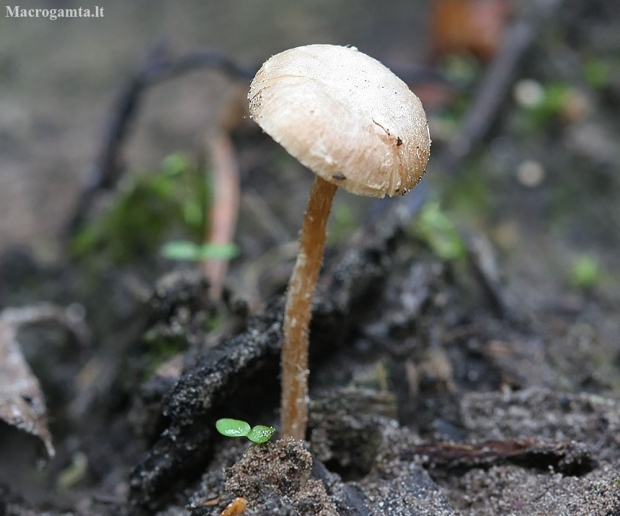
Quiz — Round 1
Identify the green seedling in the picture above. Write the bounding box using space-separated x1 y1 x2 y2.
160 240 238 261
215 418 275 444
247 425 277 444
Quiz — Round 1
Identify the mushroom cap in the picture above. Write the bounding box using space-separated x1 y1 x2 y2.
248 44 431 198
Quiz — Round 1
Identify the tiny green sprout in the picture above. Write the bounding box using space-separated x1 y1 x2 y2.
247 425 276 444
215 418 275 444
216 418 251 438
161 240 238 261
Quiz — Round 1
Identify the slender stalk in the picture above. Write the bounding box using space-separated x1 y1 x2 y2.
281 175 338 439
203 131 240 299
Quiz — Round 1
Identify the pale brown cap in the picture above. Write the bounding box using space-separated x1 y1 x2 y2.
248 44 431 198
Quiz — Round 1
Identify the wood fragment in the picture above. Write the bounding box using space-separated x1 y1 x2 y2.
202 496 222 506
405 438 594 474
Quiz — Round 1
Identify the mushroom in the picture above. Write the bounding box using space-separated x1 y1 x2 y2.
248 44 431 439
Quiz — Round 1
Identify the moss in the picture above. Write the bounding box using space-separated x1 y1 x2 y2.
71 152 209 266
412 200 467 263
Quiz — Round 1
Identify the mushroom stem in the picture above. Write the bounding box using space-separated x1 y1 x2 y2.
281 175 338 439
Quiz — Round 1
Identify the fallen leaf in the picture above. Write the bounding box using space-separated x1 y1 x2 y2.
0 305 90 459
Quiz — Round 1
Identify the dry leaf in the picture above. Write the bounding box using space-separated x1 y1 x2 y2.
0 305 90 459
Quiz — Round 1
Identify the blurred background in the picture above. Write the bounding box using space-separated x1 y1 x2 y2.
0 0 618 300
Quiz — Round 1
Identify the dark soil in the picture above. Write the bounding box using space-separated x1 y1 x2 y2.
1 1 620 515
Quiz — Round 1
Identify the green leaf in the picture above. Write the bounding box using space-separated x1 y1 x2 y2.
247 425 275 444
161 152 191 177
160 240 201 260
215 418 251 438
195 243 238 260
160 241 238 261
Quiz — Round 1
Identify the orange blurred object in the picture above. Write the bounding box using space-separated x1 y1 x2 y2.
219 497 247 516
431 0 513 62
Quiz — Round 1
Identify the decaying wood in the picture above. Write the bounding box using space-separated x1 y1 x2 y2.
405 438 595 475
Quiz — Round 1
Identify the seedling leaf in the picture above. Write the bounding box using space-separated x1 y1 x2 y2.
247 425 275 444
161 241 238 261
216 418 251 438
